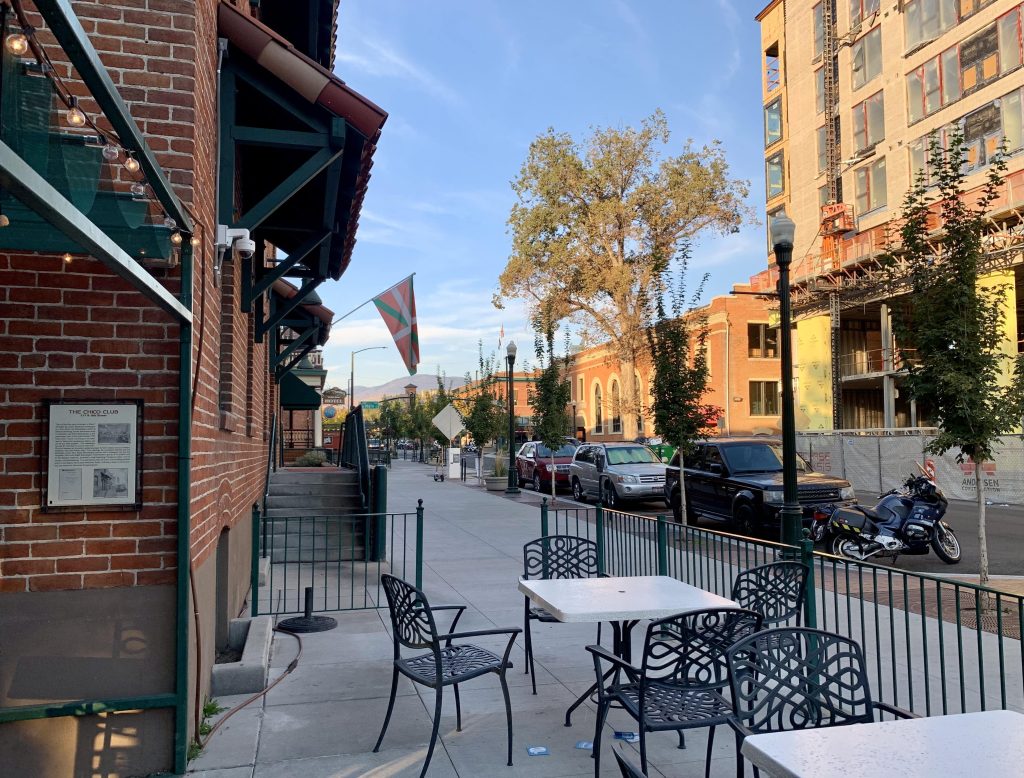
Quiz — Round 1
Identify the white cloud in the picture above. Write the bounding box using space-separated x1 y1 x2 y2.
335 40 463 107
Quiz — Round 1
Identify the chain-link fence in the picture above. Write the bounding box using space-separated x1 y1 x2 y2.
796 429 1024 505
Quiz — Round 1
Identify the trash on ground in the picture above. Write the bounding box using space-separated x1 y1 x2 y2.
614 731 640 742
575 740 593 749
527 746 550 756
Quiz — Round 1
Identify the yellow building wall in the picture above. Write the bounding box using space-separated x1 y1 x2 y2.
795 314 834 430
979 270 1019 387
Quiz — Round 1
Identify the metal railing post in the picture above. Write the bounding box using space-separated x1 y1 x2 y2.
799 536 817 628
370 465 387 562
251 504 260 617
415 499 424 590
595 503 605 575
656 514 668 576
540 497 549 537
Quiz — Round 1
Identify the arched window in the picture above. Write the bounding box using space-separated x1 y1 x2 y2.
610 380 622 434
594 384 603 433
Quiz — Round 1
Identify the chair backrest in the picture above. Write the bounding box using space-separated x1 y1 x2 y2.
731 561 808 627
613 746 648 778
380 574 439 651
640 608 763 691
523 535 599 580
727 627 875 735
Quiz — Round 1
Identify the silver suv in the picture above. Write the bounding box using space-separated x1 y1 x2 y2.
569 442 666 509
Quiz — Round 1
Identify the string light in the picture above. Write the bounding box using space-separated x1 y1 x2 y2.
62 253 73 264
65 97 86 127
130 182 146 199
190 234 202 248
163 216 176 229
124 155 140 173
4 27 30 56
0 214 10 228
102 143 119 161
170 231 183 246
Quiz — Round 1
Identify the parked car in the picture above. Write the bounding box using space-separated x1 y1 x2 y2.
569 442 666 508
516 439 579 491
663 437 857 536
634 435 676 463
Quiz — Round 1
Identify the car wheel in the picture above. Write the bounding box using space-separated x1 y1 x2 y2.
571 478 586 503
532 472 542 492
603 481 619 510
733 503 757 537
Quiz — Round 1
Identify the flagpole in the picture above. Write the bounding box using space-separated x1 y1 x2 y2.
331 273 415 326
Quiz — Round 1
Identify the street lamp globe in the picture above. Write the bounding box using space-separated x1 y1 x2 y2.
770 213 796 252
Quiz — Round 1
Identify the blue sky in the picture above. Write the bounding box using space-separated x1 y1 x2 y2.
322 0 767 389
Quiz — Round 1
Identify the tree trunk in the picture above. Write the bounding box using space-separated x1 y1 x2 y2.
678 470 689 529
550 453 557 505
977 465 991 610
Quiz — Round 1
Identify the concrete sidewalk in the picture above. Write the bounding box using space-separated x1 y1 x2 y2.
187 459 741 777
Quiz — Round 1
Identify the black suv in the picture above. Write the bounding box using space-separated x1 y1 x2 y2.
664 438 856 537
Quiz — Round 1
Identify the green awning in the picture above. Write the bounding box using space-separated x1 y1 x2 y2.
280 372 321 410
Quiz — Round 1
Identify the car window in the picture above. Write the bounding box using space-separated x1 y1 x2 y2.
682 447 703 469
605 445 660 466
536 443 578 457
668 451 680 468
704 446 724 471
720 443 810 473
574 447 591 464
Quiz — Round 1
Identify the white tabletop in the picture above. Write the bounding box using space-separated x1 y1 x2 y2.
741 709 1024 778
517 575 736 623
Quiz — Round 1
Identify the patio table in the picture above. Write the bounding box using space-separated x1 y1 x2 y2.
740 709 1024 778
517 575 736 726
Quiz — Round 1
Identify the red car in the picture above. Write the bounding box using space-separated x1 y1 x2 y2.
515 440 579 491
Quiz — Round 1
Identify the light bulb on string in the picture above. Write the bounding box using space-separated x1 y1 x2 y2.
190 234 202 248
163 216 176 229
0 213 9 228
63 253 73 264
130 182 146 199
170 231 183 246
102 143 119 161
65 97 86 128
5 28 30 56
124 155 140 173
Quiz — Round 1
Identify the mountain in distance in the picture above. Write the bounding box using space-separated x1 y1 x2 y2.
326 374 466 404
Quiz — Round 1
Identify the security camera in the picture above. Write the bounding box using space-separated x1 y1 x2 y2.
234 237 256 259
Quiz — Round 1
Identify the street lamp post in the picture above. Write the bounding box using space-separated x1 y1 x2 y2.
505 341 520 494
571 402 577 439
350 346 387 410
771 214 802 547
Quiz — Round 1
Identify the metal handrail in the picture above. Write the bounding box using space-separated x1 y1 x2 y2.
263 411 277 510
339 405 371 510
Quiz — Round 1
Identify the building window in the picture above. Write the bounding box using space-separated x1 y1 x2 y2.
610 379 621 434
635 375 644 434
766 151 785 199
765 43 781 91
819 184 831 208
750 381 780 416
816 67 825 113
852 26 882 90
850 0 880 28
594 384 603 434
765 98 782 146
905 0 958 51
964 101 1003 171
814 2 825 58
961 25 999 94
816 126 827 173
999 8 1023 74
1003 87 1024 152
852 91 884 151
907 47 960 123
854 156 886 215
748 323 778 359
578 376 584 405
959 0 997 23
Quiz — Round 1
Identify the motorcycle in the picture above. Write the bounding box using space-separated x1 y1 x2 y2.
812 473 962 564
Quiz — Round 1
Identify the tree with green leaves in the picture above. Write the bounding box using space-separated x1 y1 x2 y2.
646 250 720 524
496 110 752 439
883 130 1024 591
529 310 573 503
378 399 408 454
455 344 506 456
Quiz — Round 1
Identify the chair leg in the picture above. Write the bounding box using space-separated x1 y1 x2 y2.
372 666 400 753
678 730 686 749
454 683 462 732
735 730 745 778
419 685 443 778
639 727 649 775
499 671 514 766
523 604 532 676
593 699 611 775
704 726 716 778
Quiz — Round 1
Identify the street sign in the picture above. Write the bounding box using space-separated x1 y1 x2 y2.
362 401 380 410
432 403 464 442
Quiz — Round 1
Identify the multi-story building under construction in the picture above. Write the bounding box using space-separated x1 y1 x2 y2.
756 0 1024 430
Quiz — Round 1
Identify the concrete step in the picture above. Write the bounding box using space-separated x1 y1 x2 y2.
268 547 366 563
265 494 362 510
268 483 361 498
264 507 364 519
270 470 358 486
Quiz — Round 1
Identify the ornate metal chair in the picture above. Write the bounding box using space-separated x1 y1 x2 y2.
613 746 649 777
522 535 602 694
726 627 916 778
373 574 521 777
730 561 808 628
587 607 763 778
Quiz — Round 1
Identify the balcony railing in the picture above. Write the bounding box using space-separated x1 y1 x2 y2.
839 348 918 379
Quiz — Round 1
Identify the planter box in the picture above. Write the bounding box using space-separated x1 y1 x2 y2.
484 476 507 491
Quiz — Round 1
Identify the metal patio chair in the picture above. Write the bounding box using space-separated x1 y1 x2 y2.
522 534 603 694
587 607 763 778
726 626 916 778
613 746 649 777
730 560 808 628
373 574 521 777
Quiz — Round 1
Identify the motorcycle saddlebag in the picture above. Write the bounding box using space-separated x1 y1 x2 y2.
831 507 872 534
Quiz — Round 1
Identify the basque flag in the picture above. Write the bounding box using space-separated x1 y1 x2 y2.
373 275 420 375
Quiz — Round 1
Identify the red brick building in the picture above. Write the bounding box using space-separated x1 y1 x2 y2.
0 1 384 774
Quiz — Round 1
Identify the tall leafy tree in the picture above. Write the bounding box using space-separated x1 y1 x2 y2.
883 131 1024 591
497 110 752 439
646 250 720 524
529 309 573 503
455 344 506 454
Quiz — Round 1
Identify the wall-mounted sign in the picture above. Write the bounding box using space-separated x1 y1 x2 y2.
44 400 143 510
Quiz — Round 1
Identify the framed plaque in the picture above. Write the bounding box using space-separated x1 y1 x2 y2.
43 400 144 511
